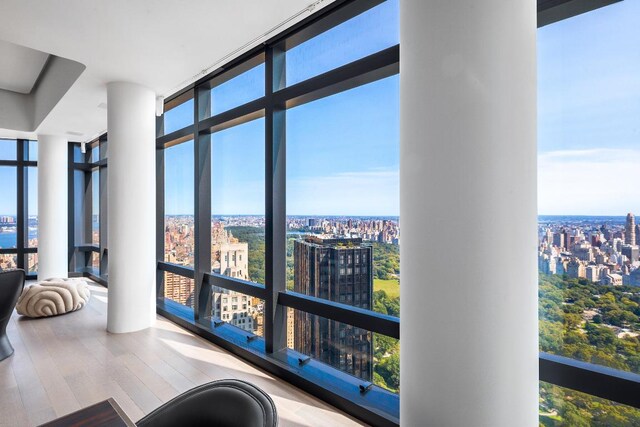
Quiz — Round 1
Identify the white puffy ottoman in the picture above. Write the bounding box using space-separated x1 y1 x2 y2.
16 278 91 318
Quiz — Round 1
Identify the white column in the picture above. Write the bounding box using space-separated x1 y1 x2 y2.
37 135 68 280
400 1 538 426
106 82 156 333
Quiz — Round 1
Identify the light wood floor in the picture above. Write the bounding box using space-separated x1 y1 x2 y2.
0 282 365 427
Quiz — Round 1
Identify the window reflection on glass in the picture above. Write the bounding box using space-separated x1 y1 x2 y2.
285 0 398 87
211 118 265 285
164 140 194 267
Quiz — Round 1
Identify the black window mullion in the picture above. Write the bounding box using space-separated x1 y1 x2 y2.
82 167 92 270
195 87 212 322
265 45 288 354
68 143 76 274
99 164 108 278
156 116 166 298
16 140 26 271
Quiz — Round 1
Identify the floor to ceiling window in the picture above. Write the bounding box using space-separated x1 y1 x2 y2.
538 1 640 424
0 138 38 278
70 136 108 283
156 0 400 424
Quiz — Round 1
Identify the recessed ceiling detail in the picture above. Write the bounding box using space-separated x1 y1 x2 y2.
0 0 331 140
0 39 85 132
0 40 50 94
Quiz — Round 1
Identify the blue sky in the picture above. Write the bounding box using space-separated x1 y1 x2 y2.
538 0 640 215
164 0 400 216
5 0 637 218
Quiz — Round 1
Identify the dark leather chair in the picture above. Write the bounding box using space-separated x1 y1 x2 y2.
137 379 278 427
0 269 25 361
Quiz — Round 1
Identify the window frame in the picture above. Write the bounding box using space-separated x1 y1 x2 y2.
68 135 108 285
59 0 639 426
0 138 37 279
155 1 400 425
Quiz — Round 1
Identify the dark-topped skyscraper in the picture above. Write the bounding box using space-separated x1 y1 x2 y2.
627 213 636 245
293 236 373 381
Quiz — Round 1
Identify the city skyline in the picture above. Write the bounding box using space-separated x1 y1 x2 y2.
4 0 640 217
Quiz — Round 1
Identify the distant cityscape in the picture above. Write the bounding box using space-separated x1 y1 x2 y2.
163 214 400 383
538 213 640 287
0 215 38 272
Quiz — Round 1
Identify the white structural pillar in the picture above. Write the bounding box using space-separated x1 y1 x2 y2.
37 135 68 280
400 1 538 426
106 82 156 333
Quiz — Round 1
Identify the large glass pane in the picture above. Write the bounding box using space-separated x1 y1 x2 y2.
26 140 37 161
539 382 640 426
164 140 194 267
211 118 265 285
26 254 37 274
0 167 17 249
286 76 400 315
73 144 84 163
92 170 99 246
164 98 194 134
91 145 99 163
163 271 195 309
210 63 264 116
27 167 38 248
285 0 398 87
538 1 640 375
287 309 399 392
0 254 17 271
0 139 16 160
91 251 99 273
210 290 264 337
100 140 108 160
73 170 85 245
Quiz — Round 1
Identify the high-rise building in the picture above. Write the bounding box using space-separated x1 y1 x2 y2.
622 244 639 263
211 223 249 280
553 231 565 250
164 273 195 307
626 213 636 245
211 291 255 332
293 236 373 381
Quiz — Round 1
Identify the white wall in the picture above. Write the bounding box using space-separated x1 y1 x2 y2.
37 134 68 280
400 1 538 425
106 82 156 333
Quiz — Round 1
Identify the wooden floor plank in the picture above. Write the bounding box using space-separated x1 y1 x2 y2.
0 282 364 426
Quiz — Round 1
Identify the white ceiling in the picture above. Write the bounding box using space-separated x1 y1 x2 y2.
0 0 332 141
0 40 49 94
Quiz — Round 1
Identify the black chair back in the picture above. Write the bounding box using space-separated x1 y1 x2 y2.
0 269 25 361
137 379 278 427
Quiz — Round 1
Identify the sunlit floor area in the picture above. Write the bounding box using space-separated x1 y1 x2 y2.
0 282 364 427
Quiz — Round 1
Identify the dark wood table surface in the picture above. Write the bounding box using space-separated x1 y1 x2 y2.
38 398 136 427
